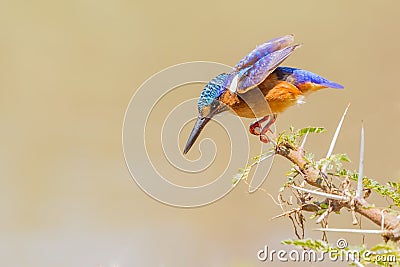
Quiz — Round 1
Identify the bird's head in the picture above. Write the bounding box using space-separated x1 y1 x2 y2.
183 73 231 154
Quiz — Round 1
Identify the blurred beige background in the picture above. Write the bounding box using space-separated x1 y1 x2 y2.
1 0 400 266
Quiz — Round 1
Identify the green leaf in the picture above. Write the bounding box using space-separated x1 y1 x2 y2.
320 203 328 209
297 127 326 137
334 153 351 162
282 238 329 251
348 173 400 207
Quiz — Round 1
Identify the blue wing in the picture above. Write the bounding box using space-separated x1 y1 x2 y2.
234 35 294 71
234 44 301 93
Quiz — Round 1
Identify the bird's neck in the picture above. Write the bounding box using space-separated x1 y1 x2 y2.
219 89 240 107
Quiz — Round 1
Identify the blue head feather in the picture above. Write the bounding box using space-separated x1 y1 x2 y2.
198 73 229 113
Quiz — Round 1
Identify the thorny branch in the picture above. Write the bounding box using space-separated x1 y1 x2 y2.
275 140 400 242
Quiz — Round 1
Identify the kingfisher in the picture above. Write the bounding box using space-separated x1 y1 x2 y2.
183 35 343 154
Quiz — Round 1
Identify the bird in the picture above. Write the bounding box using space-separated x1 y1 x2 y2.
183 35 343 154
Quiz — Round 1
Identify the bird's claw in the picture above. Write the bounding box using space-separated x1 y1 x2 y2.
249 114 277 144
249 122 262 135
260 134 270 143
260 133 278 146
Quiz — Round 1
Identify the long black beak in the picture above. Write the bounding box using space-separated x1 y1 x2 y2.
183 116 211 155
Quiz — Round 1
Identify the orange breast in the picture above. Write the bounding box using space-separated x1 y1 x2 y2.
220 79 304 118
264 81 303 113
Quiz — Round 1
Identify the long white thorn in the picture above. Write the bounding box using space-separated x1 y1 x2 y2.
351 256 365 267
321 103 350 173
314 228 386 235
356 122 364 198
290 185 348 201
299 131 309 150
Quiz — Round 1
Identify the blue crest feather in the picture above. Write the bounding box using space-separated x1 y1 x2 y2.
197 73 229 112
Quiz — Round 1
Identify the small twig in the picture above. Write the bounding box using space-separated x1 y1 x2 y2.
381 209 386 231
296 212 305 239
351 209 358 225
316 206 332 224
320 221 328 241
270 208 301 220
288 214 302 239
351 198 358 225
266 193 282 207
242 178 267 193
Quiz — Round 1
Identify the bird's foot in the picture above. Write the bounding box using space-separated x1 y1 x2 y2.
259 125 276 144
249 121 262 135
249 114 277 136
249 122 274 136
249 114 277 143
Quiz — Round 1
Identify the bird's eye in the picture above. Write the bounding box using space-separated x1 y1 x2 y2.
211 100 219 109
